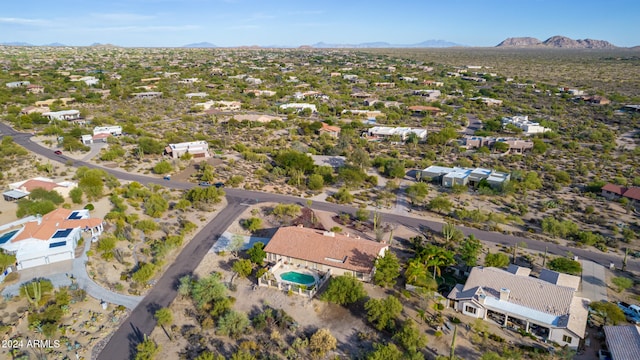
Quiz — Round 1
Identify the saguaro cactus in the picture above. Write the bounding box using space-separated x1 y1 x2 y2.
25 281 42 306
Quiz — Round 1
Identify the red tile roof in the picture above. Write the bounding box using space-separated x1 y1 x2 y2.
623 187 640 201
320 123 341 133
20 179 61 192
12 208 102 242
602 183 627 195
264 226 388 273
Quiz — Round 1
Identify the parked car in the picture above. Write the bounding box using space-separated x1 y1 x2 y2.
617 301 640 323
163 175 171 181
199 181 211 187
54 150 62 155
214 182 225 188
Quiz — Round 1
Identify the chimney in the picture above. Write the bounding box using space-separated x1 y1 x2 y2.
499 288 510 301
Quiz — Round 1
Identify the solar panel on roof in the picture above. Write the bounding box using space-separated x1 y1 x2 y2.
49 241 67 248
52 229 72 238
68 211 83 220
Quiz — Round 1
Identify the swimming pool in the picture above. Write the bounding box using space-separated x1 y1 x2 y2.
0 229 19 245
279 271 316 286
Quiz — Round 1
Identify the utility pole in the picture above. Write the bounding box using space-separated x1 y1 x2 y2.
542 246 548 268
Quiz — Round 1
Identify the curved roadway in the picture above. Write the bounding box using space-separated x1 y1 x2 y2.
1 122 636 360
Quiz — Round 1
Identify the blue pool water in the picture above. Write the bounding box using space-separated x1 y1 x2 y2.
280 271 316 286
0 230 19 244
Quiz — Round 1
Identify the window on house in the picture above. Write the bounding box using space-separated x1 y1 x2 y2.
464 305 477 315
562 335 572 343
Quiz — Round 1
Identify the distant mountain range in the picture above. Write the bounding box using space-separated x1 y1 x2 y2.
0 42 67 47
310 40 464 48
182 42 217 48
496 36 617 49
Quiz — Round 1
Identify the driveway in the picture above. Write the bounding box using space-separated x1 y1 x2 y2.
579 260 608 302
2 235 143 309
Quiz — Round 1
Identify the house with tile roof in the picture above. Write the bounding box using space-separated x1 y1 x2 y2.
318 122 341 138
603 325 640 360
447 266 589 349
8 177 77 199
263 226 388 282
0 208 103 269
600 184 640 209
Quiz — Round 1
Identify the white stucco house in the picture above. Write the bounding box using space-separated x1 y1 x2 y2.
0 208 104 270
279 103 317 113
448 266 589 349
43 110 81 121
164 141 210 159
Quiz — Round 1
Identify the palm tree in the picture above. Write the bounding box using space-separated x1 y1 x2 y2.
405 259 428 285
424 246 455 279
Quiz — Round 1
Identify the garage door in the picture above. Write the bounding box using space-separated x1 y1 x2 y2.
19 257 47 270
47 252 73 264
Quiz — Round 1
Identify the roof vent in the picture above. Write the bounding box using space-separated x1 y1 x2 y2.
322 231 335 237
297 224 304 228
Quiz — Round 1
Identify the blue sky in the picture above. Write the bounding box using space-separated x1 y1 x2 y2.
2 0 638 47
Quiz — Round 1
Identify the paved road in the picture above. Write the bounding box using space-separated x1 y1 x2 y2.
3 121 639 360
96 201 247 360
462 114 482 135
3 120 638 274
579 260 608 302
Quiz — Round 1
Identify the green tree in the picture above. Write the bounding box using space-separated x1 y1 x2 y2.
429 196 452 214
144 193 169 218
320 275 366 305
367 343 403 360
423 246 455 279
404 259 432 288
242 217 262 233
153 160 173 174
77 168 108 200
135 335 160 360
246 242 266 265
332 187 354 204
274 150 315 173
272 203 301 219
548 257 582 276
484 252 510 268
232 259 253 278
493 141 510 153
191 273 227 310
458 235 483 267
154 307 173 333
590 301 626 325
365 296 403 331
132 263 156 284
307 173 325 190
393 319 428 353
611 277 634 293
0 250 16 272
138 137 165 155
373 251 400 288
185 187 225 204
97 235 117 260
309 328 337 358
532 138 547 154
406 182 429 205
28 188 64 204
69 187 83 204
216 310 250 338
